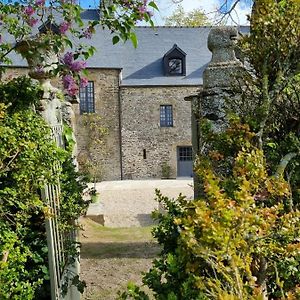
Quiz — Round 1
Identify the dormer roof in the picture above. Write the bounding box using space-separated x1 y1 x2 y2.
38 20 60 35
164 44 187 58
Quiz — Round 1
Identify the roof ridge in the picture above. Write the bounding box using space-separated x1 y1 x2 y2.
135 25 211 28
134 25 249 28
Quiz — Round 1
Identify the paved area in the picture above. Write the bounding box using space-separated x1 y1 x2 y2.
86 179 194 227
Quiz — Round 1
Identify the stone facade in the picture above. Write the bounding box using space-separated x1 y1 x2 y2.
74 68 122 181
120 85 199 179
4 26 250 182
3 67 201 181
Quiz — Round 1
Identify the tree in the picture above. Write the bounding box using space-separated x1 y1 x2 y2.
165 4 210 26
119 0 300 299
0 0 158 92
0 1 158 299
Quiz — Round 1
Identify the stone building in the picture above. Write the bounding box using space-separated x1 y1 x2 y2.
5 10 248 180
74 21 213 181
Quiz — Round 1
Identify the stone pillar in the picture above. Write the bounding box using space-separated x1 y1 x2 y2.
16 39 81 300
188 26 243 198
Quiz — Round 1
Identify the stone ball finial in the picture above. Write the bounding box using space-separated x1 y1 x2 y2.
207 26 239 64
203 26 242 89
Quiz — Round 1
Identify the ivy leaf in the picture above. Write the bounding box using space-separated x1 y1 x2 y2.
130 32 138 48
148 1 159 10
112 35 120 45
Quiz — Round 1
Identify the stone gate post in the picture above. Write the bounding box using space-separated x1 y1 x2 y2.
186 26 243 199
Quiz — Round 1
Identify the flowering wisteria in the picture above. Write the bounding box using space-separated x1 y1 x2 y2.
60 51 88 95
62 52 74 66
83 26 93 39
80 77 89 88
63 74 79 96
35 0 45 6
119 0 153 19
0 0 158 96
24 6 34 16
59 22 71 34
62 51 87 72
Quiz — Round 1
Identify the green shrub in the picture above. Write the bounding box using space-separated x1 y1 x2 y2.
120 120 300 300
0 78 88 299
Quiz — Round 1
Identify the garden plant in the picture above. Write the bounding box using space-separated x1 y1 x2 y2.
0 0 157 299
119 0 300 299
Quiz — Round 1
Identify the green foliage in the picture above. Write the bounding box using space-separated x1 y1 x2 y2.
121 123 300 299
77 113 108 183
0 77 88 299
165 4 210 27
231 0 300 204
118 282 150 300
0 79 61 299
0 76 42 112
121 1 300 299
100 0 158 46
161 162 171 178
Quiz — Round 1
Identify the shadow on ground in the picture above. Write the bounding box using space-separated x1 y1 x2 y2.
81 241 160 259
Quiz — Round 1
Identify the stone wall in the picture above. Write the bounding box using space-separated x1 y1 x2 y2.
3 67 28 79
4 67 122 181
4 68 201 181
74 68 122 181
120 85 199 179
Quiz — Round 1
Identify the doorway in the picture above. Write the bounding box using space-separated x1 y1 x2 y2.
177 146 193 177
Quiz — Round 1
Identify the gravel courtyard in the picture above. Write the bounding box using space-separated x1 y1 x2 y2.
81 179 194 299
86 179 194 227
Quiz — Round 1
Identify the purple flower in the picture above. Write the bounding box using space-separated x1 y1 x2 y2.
83 27 93 39
33 65 45 76
59 22 71 34
68 84 79 96
24 6 35 16
35 0 45 6
62 52 86 73
63 74 79 96
70 60 86 72
139 6 146 14
80 77 88 88
63 74 75 89
28 18 38 27
62 52 74 66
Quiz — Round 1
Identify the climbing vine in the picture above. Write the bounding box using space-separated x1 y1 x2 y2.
0 77 89 299
0 1 158 298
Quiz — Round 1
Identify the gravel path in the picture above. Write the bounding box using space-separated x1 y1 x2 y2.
86 179 194 227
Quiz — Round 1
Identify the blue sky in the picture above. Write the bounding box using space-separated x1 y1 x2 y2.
79 0 252 25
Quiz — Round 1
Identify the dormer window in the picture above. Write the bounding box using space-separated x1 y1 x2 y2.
163 44 186 76
38 20 60 35
168 58 183 74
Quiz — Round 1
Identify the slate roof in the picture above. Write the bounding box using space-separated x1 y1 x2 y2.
7 9 249 86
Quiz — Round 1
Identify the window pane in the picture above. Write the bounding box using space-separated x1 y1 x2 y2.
168 58 182 74
179 147 192 161
79 81 95 114
160 105 173 127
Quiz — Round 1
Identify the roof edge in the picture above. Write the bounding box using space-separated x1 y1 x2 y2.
120 84 202 88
